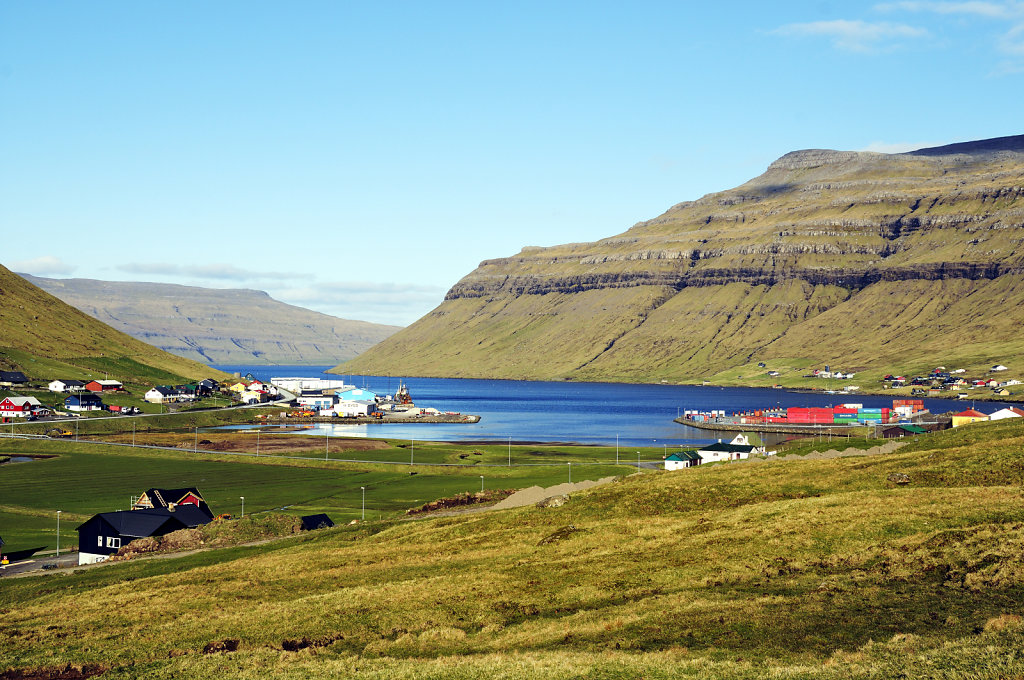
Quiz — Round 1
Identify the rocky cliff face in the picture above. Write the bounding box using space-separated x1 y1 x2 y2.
339 135 1024 383
22 276 401 366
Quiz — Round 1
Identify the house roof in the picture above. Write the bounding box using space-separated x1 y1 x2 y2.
0 371 28 383
899 425 927 434
56 379 86 387
300 514 335 531
699 442 757 453
667 450 702 462
77 506 211 537
140 488 213 517
954 409 988 418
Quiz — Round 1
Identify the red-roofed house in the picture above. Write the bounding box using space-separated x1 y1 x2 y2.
952 409 988 427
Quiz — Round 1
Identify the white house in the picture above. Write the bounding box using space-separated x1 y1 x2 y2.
989 407 1024 421
991 365 1009 372
729 432 775 455
48 379 86 393
697 441 758 463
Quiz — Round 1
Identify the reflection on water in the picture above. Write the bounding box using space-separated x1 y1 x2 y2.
213 366 998 447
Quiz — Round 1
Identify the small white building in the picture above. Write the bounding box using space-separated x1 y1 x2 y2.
664 451 702 470
297 394 334 410
989 407 1024 421
334 400 377 417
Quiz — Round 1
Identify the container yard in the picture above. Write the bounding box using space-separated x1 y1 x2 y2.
677 399 930 435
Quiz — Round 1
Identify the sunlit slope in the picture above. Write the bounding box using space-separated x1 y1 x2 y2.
340 135 1024 383
0 264 222 381
4 420 1024 677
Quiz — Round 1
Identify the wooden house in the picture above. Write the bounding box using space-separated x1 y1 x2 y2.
132 487 213 519
76 506 213 565
85 380 124 392
0 396 42 418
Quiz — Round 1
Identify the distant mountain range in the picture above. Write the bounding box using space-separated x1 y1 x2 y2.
338 134 1024 386
0 264 221 383
21 276 401 366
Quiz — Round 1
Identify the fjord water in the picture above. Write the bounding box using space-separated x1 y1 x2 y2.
215 365 997 448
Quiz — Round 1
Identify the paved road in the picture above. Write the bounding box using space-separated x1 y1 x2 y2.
0 552 79 578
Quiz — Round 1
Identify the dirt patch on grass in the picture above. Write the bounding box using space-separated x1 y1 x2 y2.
0 664 106 680
100 432 390 454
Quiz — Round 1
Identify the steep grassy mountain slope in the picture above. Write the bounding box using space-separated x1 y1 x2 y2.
339 135 1024 384
0 264 221 382
22 275 401 366
3 420 1024 678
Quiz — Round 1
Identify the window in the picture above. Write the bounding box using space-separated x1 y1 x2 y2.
98 536 103 547
106 537 121 549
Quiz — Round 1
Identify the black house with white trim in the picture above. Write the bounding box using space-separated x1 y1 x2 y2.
76 505 212 565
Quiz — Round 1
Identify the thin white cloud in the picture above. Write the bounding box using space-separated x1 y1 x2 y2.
773 19 929 52
117 262 310 282
275 281 447 326
876 1 1024 18
10 255 77 276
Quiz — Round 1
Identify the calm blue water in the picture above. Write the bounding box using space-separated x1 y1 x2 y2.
214 365 1008 447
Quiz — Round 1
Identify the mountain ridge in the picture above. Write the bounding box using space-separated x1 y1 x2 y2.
337 134 1024 385
22 275 401 366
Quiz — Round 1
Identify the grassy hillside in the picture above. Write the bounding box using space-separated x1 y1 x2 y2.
0 264 223 382
340 137 1024 390
3 419 1024 677
22 275 401 366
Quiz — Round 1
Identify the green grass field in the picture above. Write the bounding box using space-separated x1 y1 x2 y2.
0 436 636 553
3 419 1024 678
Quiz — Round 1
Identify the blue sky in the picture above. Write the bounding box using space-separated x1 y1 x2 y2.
3 1 1023 326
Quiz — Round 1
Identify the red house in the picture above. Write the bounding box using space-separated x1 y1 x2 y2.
85 380 124 392
0 396 42 418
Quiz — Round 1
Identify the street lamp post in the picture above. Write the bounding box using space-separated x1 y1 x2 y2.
56 510 61 557
480 475 484 492
616 434 619 465
240 496 245 518
326 432 329 460
361 487 365 520
508 436 511 467
411 439 414 466
568 462 572 483
637 451 641 470
194 427 198 453
256 429 260 457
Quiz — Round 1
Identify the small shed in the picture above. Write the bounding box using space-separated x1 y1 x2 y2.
300 514 335 531
665 451 702 470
